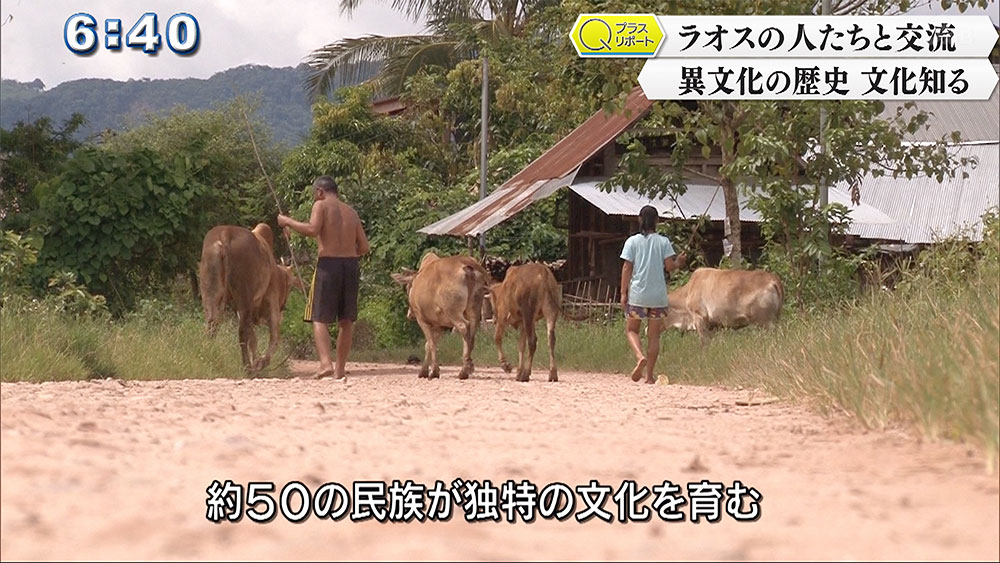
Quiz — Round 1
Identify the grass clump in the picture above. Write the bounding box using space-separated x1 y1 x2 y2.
2 297 256 383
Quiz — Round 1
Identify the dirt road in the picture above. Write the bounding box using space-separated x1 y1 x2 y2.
2 362 998 561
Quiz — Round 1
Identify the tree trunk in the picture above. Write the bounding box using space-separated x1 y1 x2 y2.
720 175 742 267
719 116 743 267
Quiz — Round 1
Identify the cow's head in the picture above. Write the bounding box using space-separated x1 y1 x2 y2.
663 303 698 333
482 282 502 322
390 268 418 320
284 265 305 290
273 264 304 311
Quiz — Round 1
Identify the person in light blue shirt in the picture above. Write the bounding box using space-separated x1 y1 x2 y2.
619 205 686 384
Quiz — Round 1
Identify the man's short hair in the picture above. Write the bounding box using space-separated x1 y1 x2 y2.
314 176 338 194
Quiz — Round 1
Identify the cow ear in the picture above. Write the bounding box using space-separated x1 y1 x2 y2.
390 272 414 286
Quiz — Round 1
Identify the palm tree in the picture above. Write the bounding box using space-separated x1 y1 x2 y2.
303 0 552 101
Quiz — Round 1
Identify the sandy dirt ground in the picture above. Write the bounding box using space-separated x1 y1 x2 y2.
2 361 998 561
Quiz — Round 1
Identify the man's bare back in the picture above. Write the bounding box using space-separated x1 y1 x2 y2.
311 197 369 258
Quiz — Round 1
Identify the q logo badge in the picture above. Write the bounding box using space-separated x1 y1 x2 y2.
570 14 664 57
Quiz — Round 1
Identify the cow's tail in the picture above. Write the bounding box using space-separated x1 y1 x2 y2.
771 274 785 321
548 280 563 322
463 263 488 319
200 235 229 334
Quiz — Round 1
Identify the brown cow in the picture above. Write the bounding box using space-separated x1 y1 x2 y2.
199 223 303 370
391 252 489 380
487 263 561 382
664 268 784 342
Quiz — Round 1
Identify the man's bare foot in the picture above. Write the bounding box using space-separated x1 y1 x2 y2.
314 367 336 379
334 371 347 382
630 358 647 382
644 375 657 384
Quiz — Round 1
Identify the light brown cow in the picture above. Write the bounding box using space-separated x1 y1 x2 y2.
487 263 561 382
391 252 489 379
664 268 784 342
199 223 303 370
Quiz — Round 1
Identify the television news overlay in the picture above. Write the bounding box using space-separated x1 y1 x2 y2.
64 12 200 55
205 479 763 524
571 14 999 99
2 3 999 562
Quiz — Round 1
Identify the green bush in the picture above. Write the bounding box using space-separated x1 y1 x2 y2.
280 288 315 358
1 230 42 296
32 145 209 312
357 285 422 349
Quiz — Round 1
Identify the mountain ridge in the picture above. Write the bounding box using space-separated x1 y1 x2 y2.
1 62 378 145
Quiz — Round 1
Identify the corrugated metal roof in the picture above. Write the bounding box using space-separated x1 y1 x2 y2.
570 179 895 225
418 86 653 236
419 174 577 237
570 179 759 221
881 65 999 143
847 143 1000 243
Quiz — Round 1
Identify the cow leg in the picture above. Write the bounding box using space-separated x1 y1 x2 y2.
206 316 220 338
247 324 260 371
494 319 513 373
237 314 254 371
526 319 538 382
517 318 536 383
428 327 443 379
419 339 432 378
465 321 477 378
457 320 474 380
255 303 283 371
693 313 710 345
417 321 443 380
460 294 484 380
545 315 557 382
416 321 434 378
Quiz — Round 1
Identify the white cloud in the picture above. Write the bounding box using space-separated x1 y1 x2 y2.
0 0 424 87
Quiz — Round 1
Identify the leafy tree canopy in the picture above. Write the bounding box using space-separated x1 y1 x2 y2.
0 113 85 232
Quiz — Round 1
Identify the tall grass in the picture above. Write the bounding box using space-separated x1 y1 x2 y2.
730 270 998 460
0 302 272 382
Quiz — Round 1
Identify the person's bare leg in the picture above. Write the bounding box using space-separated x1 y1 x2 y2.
626 317 646 382
335 319 353 380
313 322 335 377
644 318 664 384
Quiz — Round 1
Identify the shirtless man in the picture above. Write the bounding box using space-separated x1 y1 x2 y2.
278 176 370 380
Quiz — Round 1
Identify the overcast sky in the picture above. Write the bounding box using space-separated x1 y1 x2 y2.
0 0 424 87
1 0 997 88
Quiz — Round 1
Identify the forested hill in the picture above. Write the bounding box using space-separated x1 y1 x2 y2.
0 63 375 145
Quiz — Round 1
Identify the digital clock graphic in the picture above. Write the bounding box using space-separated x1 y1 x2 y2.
64 12 200 56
